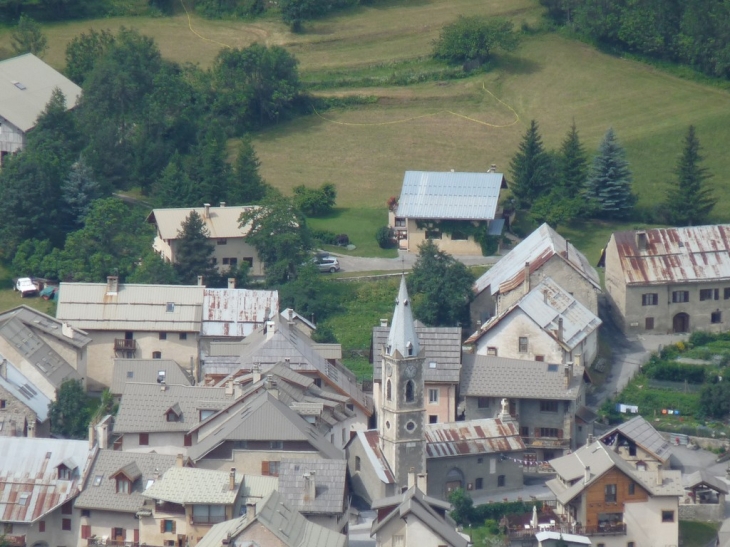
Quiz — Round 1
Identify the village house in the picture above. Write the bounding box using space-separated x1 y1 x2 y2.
547 440 683 547
195 490 347 547
603 225 730 334
201 285 278 341
0 359 52 438
389 169 508 255
0 53 81 163
110 358 194 397
472 223 600 326
466 277 602 367
57 277 203 390
371 320 461 424
369 484 469 547
147 203 264 277
0 436 97 547
598 416 673 472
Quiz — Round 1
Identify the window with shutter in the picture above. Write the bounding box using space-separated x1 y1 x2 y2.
39 521 45 532
184 434 192 447
261 461 269 475
81 525 90 539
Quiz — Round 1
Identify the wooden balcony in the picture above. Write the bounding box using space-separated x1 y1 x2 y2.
114 339 137 351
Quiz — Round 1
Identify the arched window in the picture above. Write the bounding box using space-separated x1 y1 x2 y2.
405 380 414 402
386 379 392 401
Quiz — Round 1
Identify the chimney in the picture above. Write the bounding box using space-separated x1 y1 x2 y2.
160 384 168 392
489 164 497 173
587 433 595 445
197 275 204 286
450 168 455 173
228 278 236 289
233 382 244 399
303 471 316 502
106 276 119 295
96 417 110 449
380 318 388 328
523 262 531 294
264 375 278 398
225 380 234 396
204 203 211 219
220 202 226 208
656 464 663 486
252 364 261 384
287 309 294 324
246 502 257 521
265 320 276 340
229 468 236 491
88 423 96 449
543 289 548 304
62 322 75 339
407 468 417 489
416 472 428 493
565 238 570 256
27 419 35 439
176 453 184 467
636 231 647 251
564 363 572 388
584 466 591 485
558 317 564 342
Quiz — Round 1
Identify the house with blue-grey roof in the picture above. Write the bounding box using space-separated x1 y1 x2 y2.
389 168 508 255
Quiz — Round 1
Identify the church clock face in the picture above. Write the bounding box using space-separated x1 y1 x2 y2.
386 363 393 377
404 364 417 378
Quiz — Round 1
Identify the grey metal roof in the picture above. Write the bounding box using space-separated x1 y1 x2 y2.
75 450 177 512
425 418 525 458
0 360 52 421
114 384 231 433
346 430 395 485
278 459 346 515
0 316 81 389
461 354 583 400
110 359 193 395
372 324 461 383
0 306 91 348
202 288 278 337
57 282 204 332
142 466 240 505
474 223 600 295
0 54 81 132
600 416 672 464
0 437 96 523
240 474 279 502
467 277 602 350
147 205 258 241
683 469 729 494
395 171 505 221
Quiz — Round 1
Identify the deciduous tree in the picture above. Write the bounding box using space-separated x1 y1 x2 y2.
64 28 115 85
11 15 48 57
48 379 91 439
432 16 519 65
585 128 636 220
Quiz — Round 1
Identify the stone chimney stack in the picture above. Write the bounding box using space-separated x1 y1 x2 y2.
176 453 184 467
558 317 564 342
62 322 75 339
106 276 119 295
417 473 428 493
252 364 262 384
246 502 256 521
265 320 276 340
27 419 35 439
220 202 226 208
523 262 531 294
303 471 316 502
229 468 236 491
287 309 294 324
564 363 572 389
204 203 211 219
88 423 96 449
228 278 236 289
197 275 204 286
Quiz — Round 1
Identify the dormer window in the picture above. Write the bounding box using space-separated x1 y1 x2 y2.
165 403 182 422
406 341 413 356
57 460 77 481
166 410 178 422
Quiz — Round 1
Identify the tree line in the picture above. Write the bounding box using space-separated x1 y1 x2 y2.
541 0 730 80
509 120 715 227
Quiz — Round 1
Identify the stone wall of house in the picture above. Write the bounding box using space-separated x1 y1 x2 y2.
679 499 724 521
0 384 34 437
346 436 395 506
426 453 523 501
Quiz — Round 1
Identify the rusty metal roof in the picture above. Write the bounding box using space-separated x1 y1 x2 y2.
202 288 279 337
0 437 96 523
425 418 525 458
611 225 730 285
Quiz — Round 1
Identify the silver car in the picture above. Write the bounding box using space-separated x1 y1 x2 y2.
314 256 340 273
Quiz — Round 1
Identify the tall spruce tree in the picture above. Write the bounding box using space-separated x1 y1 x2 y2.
559 121 588 195
174 211 217 284
509 120 554 209
586 128 636 220
665 126 714 226
228 137 269 205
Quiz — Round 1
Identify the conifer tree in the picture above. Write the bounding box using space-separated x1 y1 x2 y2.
153 153 195 208
228 136 269 205
62 156 100 227
665 125 714 226
586 128 636 220
189 126 231 206
174 211 217 284
509 120 554 209
559 121 588 195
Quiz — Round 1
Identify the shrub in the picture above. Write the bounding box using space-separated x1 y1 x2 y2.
335 234 349 246
643 361 706 384
376 226 394 249
311 229 338 245
690 331 719 347
433 16 519 65
293 183 337 217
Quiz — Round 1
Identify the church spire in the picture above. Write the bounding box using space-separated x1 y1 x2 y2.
386 275 420 358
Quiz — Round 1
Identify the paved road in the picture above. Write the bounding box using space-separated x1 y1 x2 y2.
329 249 500 273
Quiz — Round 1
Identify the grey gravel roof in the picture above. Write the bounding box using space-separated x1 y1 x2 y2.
114 384 231 433
0 54 81 132
278 459 347 515
372 324 461 383
395 171 506 221
142 466 240 505
110 359 193 395
600 415 672 464
460 354 583 400
75 450 177 512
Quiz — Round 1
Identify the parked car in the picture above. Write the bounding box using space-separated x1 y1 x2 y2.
15 277 39 297
314 256 340 273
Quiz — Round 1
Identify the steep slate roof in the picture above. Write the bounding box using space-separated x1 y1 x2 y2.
346 430 395 485
147 205 257 240
0 306 91 349
387 276 421 359
683 469 730 494
0 53 81 132
196 490 347 547
57 282 204 332
474 223 600 295
75 450 177 513
0 361 52 421
466 277 602 350
600 415 672 464
110 359 193 395
278 459 347 515
372 323 461 383
395 171 506 221
187 390 343 462
460 354 584 400
202 288 279 337
0 437 96 523
114 384 231 433
142 467 240 505
610 225 730 285
425 418 525 458
370 486 468 547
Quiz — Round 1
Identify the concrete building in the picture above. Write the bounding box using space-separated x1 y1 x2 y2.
57 277 203 390
389 170 507 255
547 441 684 547
599 415 672 471
0 53 81 162
147 204 264 277
472 223 600 326
372 321 461 425
604 225 730 334
466 277 602 367
461 354 595 459
0 436 97 547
